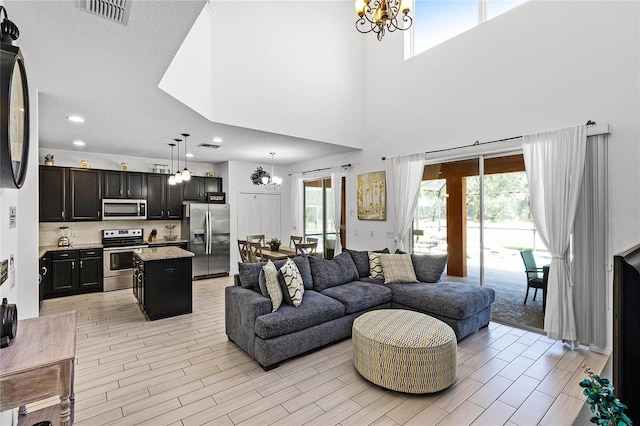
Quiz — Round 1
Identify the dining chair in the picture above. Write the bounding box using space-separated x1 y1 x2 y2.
306 237 318 245
295 242 317 256
520 249 547 310
247 234 265 247
237 239 251 263
248 242 264 262
289 235 303 247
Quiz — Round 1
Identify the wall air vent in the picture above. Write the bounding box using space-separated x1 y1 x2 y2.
77 0 131 26
198 143 221 149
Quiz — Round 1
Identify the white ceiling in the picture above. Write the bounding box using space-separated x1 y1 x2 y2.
5 0 360 166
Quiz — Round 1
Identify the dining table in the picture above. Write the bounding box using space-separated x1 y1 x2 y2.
261 246 297 261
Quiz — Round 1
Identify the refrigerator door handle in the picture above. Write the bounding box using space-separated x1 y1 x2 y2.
208 211 213 255
205 210 210 255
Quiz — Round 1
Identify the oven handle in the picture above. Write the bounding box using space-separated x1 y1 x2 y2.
103 245 149 252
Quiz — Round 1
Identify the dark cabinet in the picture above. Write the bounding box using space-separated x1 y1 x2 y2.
79 249 103 291
50 251 78 295
39 166 68 222
133 255 192 320
70 168 102 220
104 171 146 199
182 177 222 201
147 174 183 220
46 249 103 298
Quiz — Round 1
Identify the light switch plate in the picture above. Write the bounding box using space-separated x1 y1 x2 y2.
9 206 16 228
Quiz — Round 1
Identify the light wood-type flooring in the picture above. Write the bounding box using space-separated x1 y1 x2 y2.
34 276 608 426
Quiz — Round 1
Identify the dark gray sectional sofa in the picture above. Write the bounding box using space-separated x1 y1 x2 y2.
225 249 495 370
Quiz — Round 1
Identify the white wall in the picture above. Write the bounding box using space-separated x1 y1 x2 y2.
208 1 365 149
0 77 40 426
158 4 213 120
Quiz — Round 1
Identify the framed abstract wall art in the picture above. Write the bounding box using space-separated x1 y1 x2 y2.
357 171 387 220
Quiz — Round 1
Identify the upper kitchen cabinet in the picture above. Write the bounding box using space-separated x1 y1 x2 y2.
104 171 147 199
182 177 222 201
39 166 69 222
70 168 102 221
147 174 182 220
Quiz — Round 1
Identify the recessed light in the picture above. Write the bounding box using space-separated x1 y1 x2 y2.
68 115 85 123
212 137 223 144
73 140 86 146
185 153 194 158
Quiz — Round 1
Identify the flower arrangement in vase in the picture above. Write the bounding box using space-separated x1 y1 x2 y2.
268 238 281 251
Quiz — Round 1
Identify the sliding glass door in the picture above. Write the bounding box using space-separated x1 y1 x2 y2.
414 154 548 328
303 177 345 258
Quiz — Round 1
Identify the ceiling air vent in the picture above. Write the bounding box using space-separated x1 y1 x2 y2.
77 0 131 26
199 143 221 149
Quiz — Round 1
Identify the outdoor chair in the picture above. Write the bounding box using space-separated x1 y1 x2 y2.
520 249 548 312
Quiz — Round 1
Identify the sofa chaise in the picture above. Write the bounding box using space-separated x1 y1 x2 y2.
225 249 495 370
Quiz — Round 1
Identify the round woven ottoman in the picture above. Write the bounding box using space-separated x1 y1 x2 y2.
352 309 457 394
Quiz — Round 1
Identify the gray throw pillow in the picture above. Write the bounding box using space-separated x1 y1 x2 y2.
238 261 266 293
344 248 389 278
308 252 359 292
411 253 448 283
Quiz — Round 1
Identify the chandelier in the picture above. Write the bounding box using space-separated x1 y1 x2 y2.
355 0 412 41
262 152 282 190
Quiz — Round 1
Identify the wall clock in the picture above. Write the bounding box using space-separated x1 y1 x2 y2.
0 43 30 189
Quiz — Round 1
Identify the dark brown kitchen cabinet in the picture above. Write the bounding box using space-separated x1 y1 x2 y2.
70 168 102 220
79 249 103 291
46 249 103 298
49 251 78 295
39 166 69 222
147 174 183 220
182 177 222 201
104 171 146 199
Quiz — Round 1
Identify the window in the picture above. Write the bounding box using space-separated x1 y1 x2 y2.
411 0 527 57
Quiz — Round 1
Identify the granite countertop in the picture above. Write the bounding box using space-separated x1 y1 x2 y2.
133 246 194 262
147 239 189 246
39 243 103 258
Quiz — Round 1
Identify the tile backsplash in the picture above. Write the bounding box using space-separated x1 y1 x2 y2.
39 220 182 246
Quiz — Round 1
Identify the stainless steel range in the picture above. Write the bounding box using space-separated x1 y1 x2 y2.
102 228 148 291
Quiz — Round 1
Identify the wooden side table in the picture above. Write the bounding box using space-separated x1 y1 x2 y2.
0 311 77 426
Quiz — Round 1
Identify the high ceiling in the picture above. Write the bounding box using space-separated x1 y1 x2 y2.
5 0 359 166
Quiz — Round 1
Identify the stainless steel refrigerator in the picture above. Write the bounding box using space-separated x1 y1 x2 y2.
181 203 230 278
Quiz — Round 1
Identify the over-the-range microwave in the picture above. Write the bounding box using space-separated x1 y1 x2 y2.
102 199 147 220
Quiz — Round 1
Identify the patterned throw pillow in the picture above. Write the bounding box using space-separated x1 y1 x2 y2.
379 253 419 284
262 260 283 312
368 252 385 279
280 258 304 307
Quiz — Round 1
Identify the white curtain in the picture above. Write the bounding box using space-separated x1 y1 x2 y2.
385 154 425 251
330 167 343 255
572 134 608 349
523 125 587 341
290 172 304 239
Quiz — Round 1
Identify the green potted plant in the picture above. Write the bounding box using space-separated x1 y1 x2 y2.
268 237 281 251
579 364 632 425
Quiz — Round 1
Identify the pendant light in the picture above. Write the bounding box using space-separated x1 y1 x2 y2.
181 133 191 181
262 152 282 190
173 138 183 184
168 143 176 185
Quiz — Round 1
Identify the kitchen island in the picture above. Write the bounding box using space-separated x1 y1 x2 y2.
133 246 194 320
